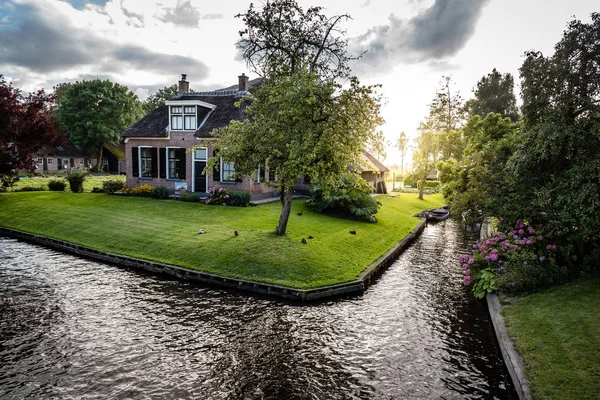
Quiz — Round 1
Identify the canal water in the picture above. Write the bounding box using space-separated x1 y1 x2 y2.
0 219 515 399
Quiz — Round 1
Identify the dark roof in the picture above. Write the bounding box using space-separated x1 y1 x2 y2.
39 137 86 157
103 142 126 160
352 151 390 173
121 104 169 138
216 77 263 91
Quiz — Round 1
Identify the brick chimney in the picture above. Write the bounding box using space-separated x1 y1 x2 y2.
178 74 189 94
238 73 249 92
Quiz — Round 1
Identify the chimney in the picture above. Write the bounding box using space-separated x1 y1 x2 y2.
178 74 189 94
238 73 249 92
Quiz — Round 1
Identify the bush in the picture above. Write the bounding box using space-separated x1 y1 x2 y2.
206 185 229 205
151 185 170 199
182 193 201 202
102 179 125 194
48 179 66 191
226 190 251 207
65 167 88 193
91 187 104 193
308 173 381 221
118 184 154 197
459 219 569 298
14 186 46 192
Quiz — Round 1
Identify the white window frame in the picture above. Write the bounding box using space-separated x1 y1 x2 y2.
166 146 182 179
81 159 85 165
166 100 216 131
138 146 152 178
47 158 53 165
63 159 70 169
37 157 43 164
220 158 235 182
192 146 208 193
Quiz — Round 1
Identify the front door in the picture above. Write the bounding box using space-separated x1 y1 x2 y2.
57 158 62 170
70 158 75 168
194 161 207 193
43 158 48 171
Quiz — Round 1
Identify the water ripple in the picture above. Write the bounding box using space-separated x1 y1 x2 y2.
0 221 515 399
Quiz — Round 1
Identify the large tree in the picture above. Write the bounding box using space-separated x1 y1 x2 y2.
466 68 519 122
54 79 143 171
0 75 63 189
213 0 382 235
503 13 600 259
396 131 409 176
142 84 179 115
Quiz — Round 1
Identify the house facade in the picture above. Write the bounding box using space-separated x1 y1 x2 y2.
351 151 390 194
34 139 91 173
121 74 276 198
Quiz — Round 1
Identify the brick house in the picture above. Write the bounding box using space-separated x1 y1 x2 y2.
351 151 390 194
121 74 276 198
34 139 91 173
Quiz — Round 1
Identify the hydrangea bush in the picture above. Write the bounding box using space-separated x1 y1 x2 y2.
206 185 229 205
459 219 568 298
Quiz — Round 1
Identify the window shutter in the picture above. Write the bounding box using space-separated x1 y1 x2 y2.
150 147 158 178
159 148 166 179
177 149 186 179
132 147 139 177
213 150 220 181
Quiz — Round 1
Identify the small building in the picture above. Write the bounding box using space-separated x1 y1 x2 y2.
102 142 126 174
34 139 91 173
351 151 390 193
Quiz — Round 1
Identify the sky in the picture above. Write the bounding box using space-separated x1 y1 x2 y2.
0 0 597 166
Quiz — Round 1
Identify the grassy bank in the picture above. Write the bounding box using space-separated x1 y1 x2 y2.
502 277 600 400
0 192 444 288
10 174 125 193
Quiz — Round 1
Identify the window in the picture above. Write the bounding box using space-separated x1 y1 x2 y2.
102 158 108 165
47 158 53 165
37 157 43 164
80 159 85 165
64 160 69 169
168 148 181 179
140 147 153 177
222 160 235 181
170 105 196 130
195 148 207 160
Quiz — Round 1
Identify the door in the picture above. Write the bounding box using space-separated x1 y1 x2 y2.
70 158 75 168
193 148 208 193
57 158 62 170
43 158 48 172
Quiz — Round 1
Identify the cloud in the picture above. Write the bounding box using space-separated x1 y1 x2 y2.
157 0 223 28
0 0 208 83
351 0 490 75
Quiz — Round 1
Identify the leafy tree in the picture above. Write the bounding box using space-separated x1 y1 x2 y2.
0 75 63 189
236 0 356 80
54 79 143 171
366 130 389 161
412 130 440 200
396 131 409 176
502 13 600 262
211 69 382 235
142 84 179 114
466 68 519 122
211 0 383 236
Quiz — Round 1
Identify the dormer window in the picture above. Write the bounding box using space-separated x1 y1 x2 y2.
170 105 196 130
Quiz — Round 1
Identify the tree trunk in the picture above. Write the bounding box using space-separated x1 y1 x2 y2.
418 176 426 200
276 187 294 235
94 145 104 172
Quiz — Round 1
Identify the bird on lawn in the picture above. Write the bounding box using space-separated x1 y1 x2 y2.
234 231 239 236
350 230 357 235
301 238 307 244
297 212 303 216
198 229 205 234
307 236 314 239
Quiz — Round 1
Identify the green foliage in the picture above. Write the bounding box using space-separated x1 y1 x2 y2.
47 179 66 191
65 167 88 193
226 190 251 207
13 185 46 192
466 68 519 122
308 172 381 220
182 193 201 202
472 268 497 299
54 79 143 171
102 179 125 194
142 84 179 114
151 185 170 200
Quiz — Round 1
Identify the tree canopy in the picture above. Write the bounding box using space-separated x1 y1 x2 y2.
54 79 143 171
142 84 179 115
0 75 63 189
466 68 519 122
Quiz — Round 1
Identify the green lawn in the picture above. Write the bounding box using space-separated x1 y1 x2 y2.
502 277 600 400
11 174 125 193
0 191 443 289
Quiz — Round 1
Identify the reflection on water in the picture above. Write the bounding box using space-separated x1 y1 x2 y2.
0 219 515 399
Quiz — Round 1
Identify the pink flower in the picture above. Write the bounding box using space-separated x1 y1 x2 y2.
465 269 471 275
463 276 471 286
463 264 469 269
468 258 475 265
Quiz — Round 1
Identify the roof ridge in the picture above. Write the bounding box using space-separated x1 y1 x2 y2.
175 90 249 98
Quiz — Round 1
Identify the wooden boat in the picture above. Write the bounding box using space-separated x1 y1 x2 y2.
426 207 449 222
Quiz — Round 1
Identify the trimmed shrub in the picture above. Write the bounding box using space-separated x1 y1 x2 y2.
205 185 229 205
65 167 88 193
48 179 66 191
91 187 104 193
151 185 170 199
308 173 381 221
15 186 46 192
182 193 201 202
102 179 125 194
226 190 251 207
